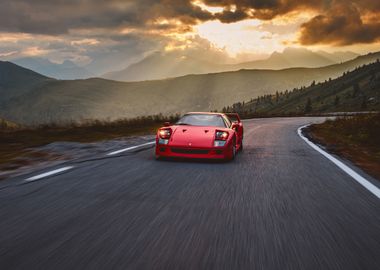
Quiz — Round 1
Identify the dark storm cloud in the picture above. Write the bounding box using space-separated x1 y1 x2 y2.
299 1 380 45
203 0 323 20
205 0 380 45
0 0 213 35
215 9 249 23
0 0 322 34
0 0 379 46
0 0 143 34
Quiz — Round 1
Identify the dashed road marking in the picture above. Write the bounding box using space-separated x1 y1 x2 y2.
106 141 155 156
23 141 155 183
25 166 74 182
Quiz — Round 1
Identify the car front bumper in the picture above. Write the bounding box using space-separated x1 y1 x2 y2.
155 143 232 160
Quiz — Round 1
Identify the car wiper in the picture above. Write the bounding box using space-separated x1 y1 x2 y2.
177 123 191 125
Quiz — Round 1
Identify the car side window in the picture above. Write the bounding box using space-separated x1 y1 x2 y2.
222 115 231 127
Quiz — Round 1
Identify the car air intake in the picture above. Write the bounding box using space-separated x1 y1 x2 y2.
171 148 209 154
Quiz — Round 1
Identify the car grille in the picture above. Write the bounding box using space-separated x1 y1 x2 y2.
171 148 209 154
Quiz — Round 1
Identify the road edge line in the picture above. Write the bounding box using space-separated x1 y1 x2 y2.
297 125 380 199
106 141 155 156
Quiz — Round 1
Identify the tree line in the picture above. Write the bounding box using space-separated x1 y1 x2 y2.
221 60 380 117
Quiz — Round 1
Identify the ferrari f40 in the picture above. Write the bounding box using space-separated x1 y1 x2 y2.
155 112 243 161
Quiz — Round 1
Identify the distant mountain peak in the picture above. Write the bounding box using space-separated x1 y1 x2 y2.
103 47 362 82
11 57 94 80
61 59 78 68
282 47 310 53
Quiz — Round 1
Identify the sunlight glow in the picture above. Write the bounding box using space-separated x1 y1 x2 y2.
0 51 17 57
0 33 34 42
192 0 224 14
71 38 100 46
164 33 196 51
154 18 183 26
193 11 316 57
23 46 49 57
195 20 289 56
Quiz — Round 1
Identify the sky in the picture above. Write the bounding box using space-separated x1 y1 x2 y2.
0 0 379 73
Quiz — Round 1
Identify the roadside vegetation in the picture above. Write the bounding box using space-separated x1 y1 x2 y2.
1 60 379 177
0 114 179 171
222 60 380 117
307 113 380 179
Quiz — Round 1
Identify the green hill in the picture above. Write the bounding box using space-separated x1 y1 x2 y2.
0 61 52 103
1 52 380 125
225 60 380 116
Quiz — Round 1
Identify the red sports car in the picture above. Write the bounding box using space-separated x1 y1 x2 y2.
155 112 244 161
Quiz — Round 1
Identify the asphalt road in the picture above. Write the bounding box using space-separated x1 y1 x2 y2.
1 117 380 270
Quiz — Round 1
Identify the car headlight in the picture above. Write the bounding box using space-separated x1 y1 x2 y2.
215 131 229 140
158 128 171 139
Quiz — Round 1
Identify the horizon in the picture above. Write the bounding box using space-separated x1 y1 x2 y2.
0 2 380 266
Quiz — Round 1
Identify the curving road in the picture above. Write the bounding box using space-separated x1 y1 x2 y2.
0 117 380 270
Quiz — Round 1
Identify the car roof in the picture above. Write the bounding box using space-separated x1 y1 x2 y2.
185 112 225 116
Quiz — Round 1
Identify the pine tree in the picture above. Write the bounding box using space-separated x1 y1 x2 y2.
304 98 312 113
352 82 360 98
334 95 340 106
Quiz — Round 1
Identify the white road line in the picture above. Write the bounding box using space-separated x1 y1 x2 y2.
298 125 380 199
25 166 74 182
106 141 156 156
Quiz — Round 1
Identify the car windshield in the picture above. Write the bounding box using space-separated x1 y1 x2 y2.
176 114 227 127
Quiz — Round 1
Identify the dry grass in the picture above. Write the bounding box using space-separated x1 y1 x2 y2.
0 115 179 167
308 113 380 179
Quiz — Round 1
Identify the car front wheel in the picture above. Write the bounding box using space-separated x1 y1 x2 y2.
239 140 243 152
229 139 236 161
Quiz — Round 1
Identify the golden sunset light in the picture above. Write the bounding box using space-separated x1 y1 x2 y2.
192 0 225 14
0 1 380 268
195 19 296 57
0 0 379 68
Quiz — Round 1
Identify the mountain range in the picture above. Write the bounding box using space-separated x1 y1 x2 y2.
8 48 358 81
103 48 359 82
1 51 379 125
11 58 94 80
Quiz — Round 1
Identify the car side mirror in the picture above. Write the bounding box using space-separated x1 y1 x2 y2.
164 122 171 127
231 123 238 131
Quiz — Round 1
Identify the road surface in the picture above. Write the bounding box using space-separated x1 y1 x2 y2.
1 117 379 270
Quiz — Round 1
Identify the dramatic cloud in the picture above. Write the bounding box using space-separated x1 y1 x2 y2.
0 0 379 75
299 1 380 45
1 0 378 41
0 0 211 35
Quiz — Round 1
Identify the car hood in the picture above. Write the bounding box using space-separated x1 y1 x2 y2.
169 126 218 148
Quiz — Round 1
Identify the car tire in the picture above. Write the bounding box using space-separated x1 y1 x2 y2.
239 140 243 152
230 138 236 161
